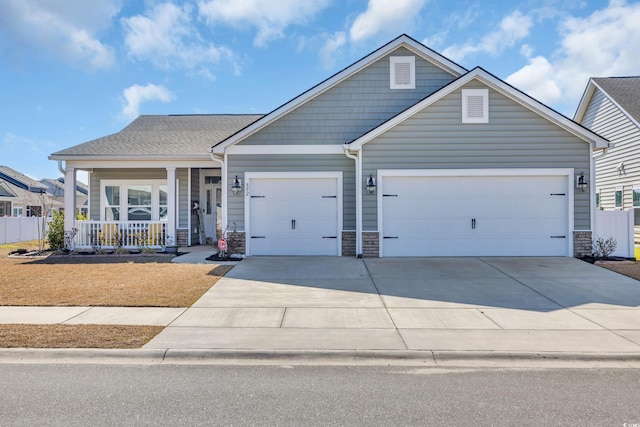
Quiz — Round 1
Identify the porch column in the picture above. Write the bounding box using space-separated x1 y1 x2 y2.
166 167 177 245
64 167 76 237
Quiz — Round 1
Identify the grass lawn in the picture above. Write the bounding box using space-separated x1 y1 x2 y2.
0 241 233 348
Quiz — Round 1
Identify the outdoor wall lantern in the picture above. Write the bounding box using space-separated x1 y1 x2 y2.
576 171 588 192
366 174 376 194
232 176 242 195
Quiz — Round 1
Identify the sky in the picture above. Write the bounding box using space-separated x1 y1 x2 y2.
1 0 639 184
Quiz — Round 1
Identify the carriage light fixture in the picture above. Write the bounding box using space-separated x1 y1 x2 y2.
366 174 376 194
576 171 588 192
232 176 242 195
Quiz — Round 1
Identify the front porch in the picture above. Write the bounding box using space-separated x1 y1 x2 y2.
74 220 167 249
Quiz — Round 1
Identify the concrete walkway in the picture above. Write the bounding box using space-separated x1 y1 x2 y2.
3 255 640 359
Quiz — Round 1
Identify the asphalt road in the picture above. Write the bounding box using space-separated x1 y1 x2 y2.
1 364 639 426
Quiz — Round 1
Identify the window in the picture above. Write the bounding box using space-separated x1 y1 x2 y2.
104 185 120 220
0 201 10 217
101 180 167 221
633 187 640 207
615 188 623 208
390 56 415 89
13 206 23 217
595 190 600 208
462 89 489 123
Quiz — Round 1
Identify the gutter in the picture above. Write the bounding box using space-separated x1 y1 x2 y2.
343 145 362 257
57 160 66 175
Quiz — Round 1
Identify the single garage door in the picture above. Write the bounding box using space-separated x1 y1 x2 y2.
381 174 569 257
248 177 340 256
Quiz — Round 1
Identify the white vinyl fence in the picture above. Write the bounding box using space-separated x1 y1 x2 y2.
0 217 49 244
594 209 634 258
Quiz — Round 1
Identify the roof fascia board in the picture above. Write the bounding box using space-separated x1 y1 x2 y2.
573 78 597 123
350 68 609 150
212 35 467 154
64 159 220 169
49 154 212 162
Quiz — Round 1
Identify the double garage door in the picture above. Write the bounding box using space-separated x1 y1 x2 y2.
245 171 571 257
247 174 341 256
380 172 570 257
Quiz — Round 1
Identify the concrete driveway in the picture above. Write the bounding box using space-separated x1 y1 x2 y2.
145 257 640 354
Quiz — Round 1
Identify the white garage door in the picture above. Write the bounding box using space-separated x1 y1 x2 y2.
381 174 569 257
248 177 340 256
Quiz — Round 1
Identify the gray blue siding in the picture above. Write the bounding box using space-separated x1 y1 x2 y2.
361 81 592 230
237 47 457 146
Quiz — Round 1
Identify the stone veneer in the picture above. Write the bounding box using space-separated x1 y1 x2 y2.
229 231 246 255
362 232 379 258
176 229 188 247
573 231 592 258
342 231 356 257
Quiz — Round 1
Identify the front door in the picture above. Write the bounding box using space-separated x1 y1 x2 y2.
202 175 222 243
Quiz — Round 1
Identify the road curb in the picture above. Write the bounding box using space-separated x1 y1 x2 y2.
2 348 640 366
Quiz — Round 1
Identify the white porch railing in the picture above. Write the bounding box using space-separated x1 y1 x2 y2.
74 221 166 249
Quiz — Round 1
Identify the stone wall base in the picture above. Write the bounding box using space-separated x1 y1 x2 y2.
342 231 356 257
573 231 592 258
362 232 379 258
176 229 189 247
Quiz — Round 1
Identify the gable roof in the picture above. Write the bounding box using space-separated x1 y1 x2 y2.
348 67 609 150
50 114 263 160
40 178 89 197
0 165 48 192
0 182 17 197
574 76 640 128
211 34 467 153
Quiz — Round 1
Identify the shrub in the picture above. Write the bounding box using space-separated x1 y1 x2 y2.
592 236 617 259
47 211 65 250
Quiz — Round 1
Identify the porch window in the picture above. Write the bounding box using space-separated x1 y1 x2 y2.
127 185 152 221
105 185 120 220
0 201 10 217
101 180 167 221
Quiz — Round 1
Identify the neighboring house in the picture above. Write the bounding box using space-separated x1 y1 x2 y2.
40 178 89 217
50 34 608 257
575 77 640 210
0 165 62 217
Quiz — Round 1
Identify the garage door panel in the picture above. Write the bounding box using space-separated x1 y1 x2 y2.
381 173 569 257
248 177 339 256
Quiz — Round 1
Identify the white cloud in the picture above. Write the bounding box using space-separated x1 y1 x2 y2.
506 0 640 112
0 0 119 70
122 84 175 120
122 2 234 77
319 32 347 69
443 10 533 62
349 0 429 42
198 0 330 47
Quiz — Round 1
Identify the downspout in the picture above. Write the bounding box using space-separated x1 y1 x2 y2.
343 145 362 257
209 148 226 239
57 160 66 175
590 146 609 248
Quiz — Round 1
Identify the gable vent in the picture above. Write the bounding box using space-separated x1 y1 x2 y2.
390 56 415 89
462 89 489 123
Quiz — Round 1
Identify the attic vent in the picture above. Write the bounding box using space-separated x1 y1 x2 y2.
462 89 489 123
390 56 415 89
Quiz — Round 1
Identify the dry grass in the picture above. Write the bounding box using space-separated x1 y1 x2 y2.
1 241 233 348
598 262 640 281
0 324 164 348
0 245 233 307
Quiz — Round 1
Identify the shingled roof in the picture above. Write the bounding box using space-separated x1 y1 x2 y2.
50 114 263 159
593 77 640 124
